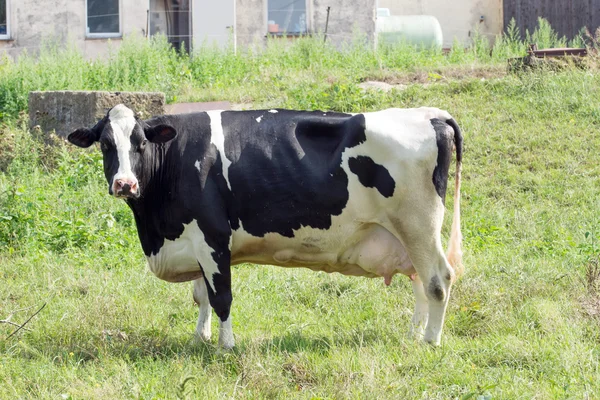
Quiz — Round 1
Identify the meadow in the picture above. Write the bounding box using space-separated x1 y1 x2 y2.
1 20 600 399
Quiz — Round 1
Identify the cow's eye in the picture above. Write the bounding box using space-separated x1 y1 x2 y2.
139 139 148 151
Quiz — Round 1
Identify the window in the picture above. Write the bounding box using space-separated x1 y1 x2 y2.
268 0 307 34
86 0 120 38
0 0 9 39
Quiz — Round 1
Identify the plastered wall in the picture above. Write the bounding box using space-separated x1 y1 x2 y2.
0 0 147 58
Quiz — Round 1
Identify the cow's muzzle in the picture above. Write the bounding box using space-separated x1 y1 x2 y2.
113 178 139 198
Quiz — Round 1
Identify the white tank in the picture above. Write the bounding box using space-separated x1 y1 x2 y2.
376 15 444 48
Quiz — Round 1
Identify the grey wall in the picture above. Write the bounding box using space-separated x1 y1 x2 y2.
0 0 147 59
236 0 267 48
313 0 376 46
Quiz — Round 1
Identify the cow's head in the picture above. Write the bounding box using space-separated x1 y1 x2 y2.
67 104 177 199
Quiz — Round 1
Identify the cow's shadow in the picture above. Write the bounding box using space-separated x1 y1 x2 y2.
244 326 386 356
10 325 387 365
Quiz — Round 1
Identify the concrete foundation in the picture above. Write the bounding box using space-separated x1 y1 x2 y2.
29 91 165 138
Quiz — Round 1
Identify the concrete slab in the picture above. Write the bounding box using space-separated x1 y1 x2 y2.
165 101 231 114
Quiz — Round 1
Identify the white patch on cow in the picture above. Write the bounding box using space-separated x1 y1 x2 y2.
207 111 232 189
268 109 278 113
218 316 235 349
147 221 223 293
194 160 201 173
256 115 263 123
108 105 138 189
193 278 212 341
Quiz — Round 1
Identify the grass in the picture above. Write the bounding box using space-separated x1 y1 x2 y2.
1 19 600 399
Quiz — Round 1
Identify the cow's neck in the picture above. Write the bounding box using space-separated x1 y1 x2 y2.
126 140 185 256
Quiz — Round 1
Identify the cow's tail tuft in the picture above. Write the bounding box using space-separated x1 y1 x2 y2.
445 118 463 279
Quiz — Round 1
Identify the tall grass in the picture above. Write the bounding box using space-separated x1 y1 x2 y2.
0 18 591 120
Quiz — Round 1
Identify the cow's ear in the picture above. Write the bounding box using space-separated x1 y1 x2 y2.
145 124 177 144
68 128 97 148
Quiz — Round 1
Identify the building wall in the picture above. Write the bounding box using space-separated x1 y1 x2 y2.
313 0 377 46
377 0 503 47
0 0 148 59
236 0 377 49
236 0 266 48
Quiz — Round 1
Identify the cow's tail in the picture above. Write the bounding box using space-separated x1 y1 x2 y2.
445 118 463 279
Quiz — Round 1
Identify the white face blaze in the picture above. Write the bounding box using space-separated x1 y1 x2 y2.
108 105 138 195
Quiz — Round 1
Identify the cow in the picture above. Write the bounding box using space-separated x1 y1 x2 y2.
67 104 463 349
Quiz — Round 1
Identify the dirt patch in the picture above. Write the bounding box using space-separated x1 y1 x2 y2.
363 65 508 86
581 296 600 320
0 127 16 172
580 255 600 320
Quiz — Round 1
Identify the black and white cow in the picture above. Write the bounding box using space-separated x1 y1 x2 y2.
68 104 463 348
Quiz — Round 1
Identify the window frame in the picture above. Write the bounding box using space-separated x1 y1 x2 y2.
266 0 310 36
0 0 10 40
85 0 122 39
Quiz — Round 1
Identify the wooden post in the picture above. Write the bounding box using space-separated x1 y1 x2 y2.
324 6 331 43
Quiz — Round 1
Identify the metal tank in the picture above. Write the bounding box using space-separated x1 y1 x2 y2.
376 12 444 48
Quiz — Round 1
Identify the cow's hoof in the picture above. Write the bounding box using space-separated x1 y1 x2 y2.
218 340 235 350
423 337 441 346
408 326 425 341
194 331 212 343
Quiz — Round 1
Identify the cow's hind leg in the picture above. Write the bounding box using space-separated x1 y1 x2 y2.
193 278 212 341
409 275 429 340
409 245 453 345
395 202 454 346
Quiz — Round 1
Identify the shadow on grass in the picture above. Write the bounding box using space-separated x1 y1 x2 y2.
3 328 219 366
247 326 386 356
3 322 390 365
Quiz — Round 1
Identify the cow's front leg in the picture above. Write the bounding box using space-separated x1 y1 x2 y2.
192 278 212 341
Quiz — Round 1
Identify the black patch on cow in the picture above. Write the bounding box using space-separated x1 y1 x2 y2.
222 110 366 238
446 118 463 164
429 276 445 302
127 112 215 256
430 118 454 203
348 156 395 198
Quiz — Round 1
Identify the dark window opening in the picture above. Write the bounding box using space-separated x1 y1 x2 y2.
87 0 120 35
0 0 6 36
149 0 191 53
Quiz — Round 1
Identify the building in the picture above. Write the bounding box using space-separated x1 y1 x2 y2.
0 0 377 58
0 0 515 58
